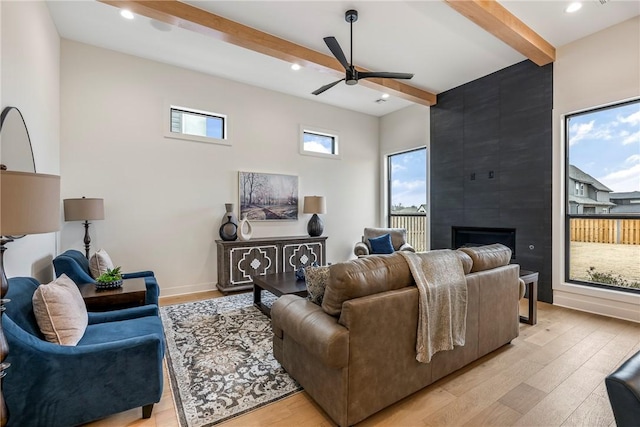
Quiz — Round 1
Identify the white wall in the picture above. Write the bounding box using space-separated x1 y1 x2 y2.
553 16 640 322
60 40 379 295
379 104 430 246
1 1 60 282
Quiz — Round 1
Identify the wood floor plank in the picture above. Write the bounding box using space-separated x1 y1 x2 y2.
463 401 523 426
360 385 455 426
515 366 604 426
422 357 545 425
525 330 615 393
498 383 547 415
561 391 615 426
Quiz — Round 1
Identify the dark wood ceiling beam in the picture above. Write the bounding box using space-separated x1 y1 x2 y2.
444 0 555 66
99 0 437 106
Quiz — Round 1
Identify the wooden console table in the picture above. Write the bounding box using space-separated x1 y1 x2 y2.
216 235 327 293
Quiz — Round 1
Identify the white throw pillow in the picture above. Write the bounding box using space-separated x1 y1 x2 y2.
32 274 88 346
89 248 114 278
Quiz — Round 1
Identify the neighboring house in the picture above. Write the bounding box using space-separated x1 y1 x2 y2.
609 191 640 214
417 204 427 213
568 165 616 214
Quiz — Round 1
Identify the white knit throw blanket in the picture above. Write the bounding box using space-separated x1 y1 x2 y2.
398 250 468 363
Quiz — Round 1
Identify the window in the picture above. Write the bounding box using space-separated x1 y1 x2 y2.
387 148 427 251
165 105 228 145
565 99 640 292
300 125 340 159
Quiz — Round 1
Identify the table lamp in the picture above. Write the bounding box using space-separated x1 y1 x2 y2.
303 196 326 237
63 197 105 259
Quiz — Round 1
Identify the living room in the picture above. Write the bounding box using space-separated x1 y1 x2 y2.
2 1 639 426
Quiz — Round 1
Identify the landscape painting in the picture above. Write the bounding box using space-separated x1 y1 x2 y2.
239 171 298 221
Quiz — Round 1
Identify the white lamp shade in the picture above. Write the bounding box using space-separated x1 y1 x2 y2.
63 198 105 221
1 170 61 236
303 196 326 214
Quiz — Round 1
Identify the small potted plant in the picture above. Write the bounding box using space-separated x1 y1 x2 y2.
95 267 123 289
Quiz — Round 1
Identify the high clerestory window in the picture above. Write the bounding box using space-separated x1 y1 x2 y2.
166 105 228 145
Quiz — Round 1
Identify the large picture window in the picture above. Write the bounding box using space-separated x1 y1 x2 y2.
388 148 427 251
565 99 640 291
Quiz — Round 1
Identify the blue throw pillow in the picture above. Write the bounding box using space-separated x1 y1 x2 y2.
368 233 394 254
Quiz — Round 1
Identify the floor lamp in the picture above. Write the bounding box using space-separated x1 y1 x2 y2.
0 170 61 426
63 197 105 259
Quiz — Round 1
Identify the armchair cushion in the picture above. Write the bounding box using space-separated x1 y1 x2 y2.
368 233 394 254
89 248 115 278
32 274 88 346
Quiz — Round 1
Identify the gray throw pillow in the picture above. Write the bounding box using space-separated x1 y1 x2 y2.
305 266 330 306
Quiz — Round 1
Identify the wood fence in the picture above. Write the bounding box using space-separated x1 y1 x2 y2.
570 218 640 245
390 215 427 252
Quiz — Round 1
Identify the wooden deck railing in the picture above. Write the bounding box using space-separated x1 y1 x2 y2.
390 215 427 252
570 218 640 245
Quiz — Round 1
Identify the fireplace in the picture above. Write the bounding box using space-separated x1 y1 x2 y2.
452 226 516 259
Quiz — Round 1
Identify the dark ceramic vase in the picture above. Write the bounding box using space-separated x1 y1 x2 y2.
219 215 238 241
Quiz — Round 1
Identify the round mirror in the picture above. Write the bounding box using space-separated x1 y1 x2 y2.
0 106 35 173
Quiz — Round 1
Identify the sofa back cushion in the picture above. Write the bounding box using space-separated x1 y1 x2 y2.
459 243 511 272
322 252 414 316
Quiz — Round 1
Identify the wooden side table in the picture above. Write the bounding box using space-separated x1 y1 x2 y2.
519 270 538 325
78 277 147 312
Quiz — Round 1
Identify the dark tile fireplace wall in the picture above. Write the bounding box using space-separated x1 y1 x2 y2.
430 60 553 303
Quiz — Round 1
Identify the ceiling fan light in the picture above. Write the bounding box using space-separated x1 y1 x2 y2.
346 79 358 86
291 63 301 71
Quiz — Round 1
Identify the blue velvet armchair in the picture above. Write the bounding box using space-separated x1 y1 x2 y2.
53 249 160 306
3 277 165 426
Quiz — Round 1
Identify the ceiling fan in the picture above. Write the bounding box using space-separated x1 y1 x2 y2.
312 9 414 96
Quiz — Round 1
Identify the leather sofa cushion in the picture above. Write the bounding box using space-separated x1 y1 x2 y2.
455 250 473 274
459 243 512 272
322 252 414 316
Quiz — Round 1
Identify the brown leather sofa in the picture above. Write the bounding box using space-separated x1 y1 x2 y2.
272 244 520 426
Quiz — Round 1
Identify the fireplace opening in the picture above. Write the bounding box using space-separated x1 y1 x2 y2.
452 226 516 259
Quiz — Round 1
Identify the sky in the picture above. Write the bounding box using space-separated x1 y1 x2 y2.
390 148 427 208
568 101 640 193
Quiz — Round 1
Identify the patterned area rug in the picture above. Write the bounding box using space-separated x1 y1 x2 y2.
160 293 302 427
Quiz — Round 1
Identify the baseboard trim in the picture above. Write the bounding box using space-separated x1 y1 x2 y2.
160 282 217 297
554 283 640 323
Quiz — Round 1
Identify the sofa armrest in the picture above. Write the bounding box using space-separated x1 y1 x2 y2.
272 295 349 369
354 241 370 257
398 243 415 252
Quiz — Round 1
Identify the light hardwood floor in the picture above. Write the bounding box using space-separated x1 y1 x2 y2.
87 292 639 427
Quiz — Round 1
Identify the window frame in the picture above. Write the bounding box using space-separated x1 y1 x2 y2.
564 98 640 294
299 125 341 159
164 103 229 146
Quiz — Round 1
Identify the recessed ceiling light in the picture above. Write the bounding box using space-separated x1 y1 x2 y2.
290 63 301 71
120 9 135 20
565 2 582 13
381 93 390 99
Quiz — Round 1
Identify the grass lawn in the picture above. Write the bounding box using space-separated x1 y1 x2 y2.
570 241 640 287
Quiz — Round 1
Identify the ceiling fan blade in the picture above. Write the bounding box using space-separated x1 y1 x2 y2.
312 78 345 96
358 71 414 80
323 37 350 71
